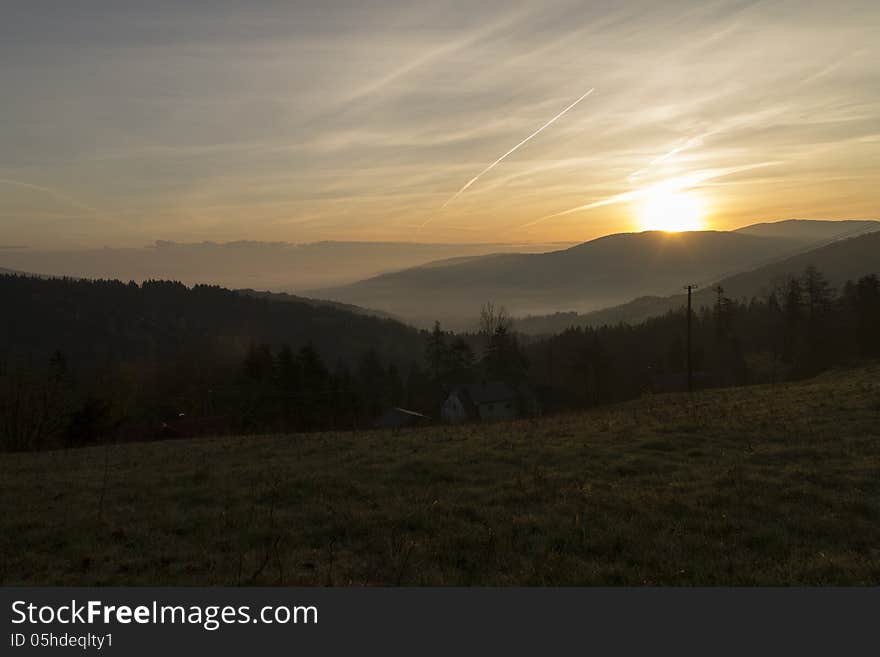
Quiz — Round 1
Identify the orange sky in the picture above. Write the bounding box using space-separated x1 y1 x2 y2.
1 0 878 248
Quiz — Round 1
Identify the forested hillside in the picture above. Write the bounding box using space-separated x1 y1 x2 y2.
1 275 422 367
525 268 880 408
0 275 426 450
3 264 878 453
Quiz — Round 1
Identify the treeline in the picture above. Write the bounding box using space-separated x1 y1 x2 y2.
2 267 878 451
0 274 427 451
0 288 530 451
0 338 419 451
526 268 880 408
233 342 409 433
423 303 528 384
0 275 423 369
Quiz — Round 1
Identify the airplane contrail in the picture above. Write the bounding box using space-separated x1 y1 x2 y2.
430 87 595 220
0 178 107 219
627 136 704 182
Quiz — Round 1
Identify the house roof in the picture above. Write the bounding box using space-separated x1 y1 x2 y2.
453 382 517 405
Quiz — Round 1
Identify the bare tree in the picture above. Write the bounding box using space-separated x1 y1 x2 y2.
479 302 513 337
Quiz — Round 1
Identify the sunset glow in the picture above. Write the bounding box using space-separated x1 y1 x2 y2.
636 187 707 232
0 2 877 248
3 0 880 605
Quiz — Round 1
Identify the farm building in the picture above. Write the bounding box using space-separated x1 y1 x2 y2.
441 382 536 424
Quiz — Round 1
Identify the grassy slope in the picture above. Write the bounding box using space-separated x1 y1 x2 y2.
2 364 879 586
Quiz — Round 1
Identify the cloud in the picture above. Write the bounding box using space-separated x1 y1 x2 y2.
518 162 783 229
1 1 878 246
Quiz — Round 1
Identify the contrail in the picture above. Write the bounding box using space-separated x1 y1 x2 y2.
436 87 595 214
627 136 704 182
0 178 107 219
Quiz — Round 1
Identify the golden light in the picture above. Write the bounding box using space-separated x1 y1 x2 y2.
635 185 706 232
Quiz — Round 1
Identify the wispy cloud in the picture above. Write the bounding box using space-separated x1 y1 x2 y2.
1 1 878 246
518 162 782 229
0 178 108 220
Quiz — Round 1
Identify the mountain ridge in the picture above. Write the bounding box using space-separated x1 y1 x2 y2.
516 229 880 334
0 240 576 292
313 220 880 329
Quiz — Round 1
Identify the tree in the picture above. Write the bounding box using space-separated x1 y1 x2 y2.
479 302 513 337
386 363 405 408
276 345 301 430
358 349 388 417
332 359 360 429
482 320 528 383
424 321 448 380
276 345 300 388
299 344 330 430
844 274 880 357
803 265 834 320
0 352 74 451
781 277 804 366
243 343 275 383
713 285 735 341
65 397 111 448
801 266 836 372
448 337 475 375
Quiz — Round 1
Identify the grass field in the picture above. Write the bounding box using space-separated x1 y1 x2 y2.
2 364 879 586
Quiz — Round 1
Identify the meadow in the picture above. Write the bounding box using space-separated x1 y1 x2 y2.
2 364 879 586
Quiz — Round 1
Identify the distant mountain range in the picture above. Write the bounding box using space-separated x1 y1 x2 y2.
517 228 880 335
312 220 880 329
734 219 879 242
0 240 573 292
5 220 878 335
237 288 396 320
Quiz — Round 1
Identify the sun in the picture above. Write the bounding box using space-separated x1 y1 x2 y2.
636 186 706 232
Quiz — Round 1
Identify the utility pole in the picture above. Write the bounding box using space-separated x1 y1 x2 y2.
684 284 698 393
714 284 724 340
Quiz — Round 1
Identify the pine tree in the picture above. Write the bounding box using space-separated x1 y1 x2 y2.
782 277 804 366
424 321 448 380
448 337 475 375
801 266 835 371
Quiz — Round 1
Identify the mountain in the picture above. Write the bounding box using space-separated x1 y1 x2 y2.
0 240 573 293
237 289 397 320
517 230 880 334
735 219 880 243
312 230 813 329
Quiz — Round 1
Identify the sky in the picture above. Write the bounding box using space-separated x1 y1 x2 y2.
1 0 878 248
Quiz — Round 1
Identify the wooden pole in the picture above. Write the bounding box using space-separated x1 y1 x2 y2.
686 284 693 394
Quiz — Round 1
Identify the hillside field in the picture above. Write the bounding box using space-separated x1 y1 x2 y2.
2 364 879 586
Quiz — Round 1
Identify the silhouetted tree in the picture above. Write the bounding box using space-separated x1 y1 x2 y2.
424 321 448 380
482 320 528 383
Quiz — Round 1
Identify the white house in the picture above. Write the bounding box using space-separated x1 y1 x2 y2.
441 382 521 424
